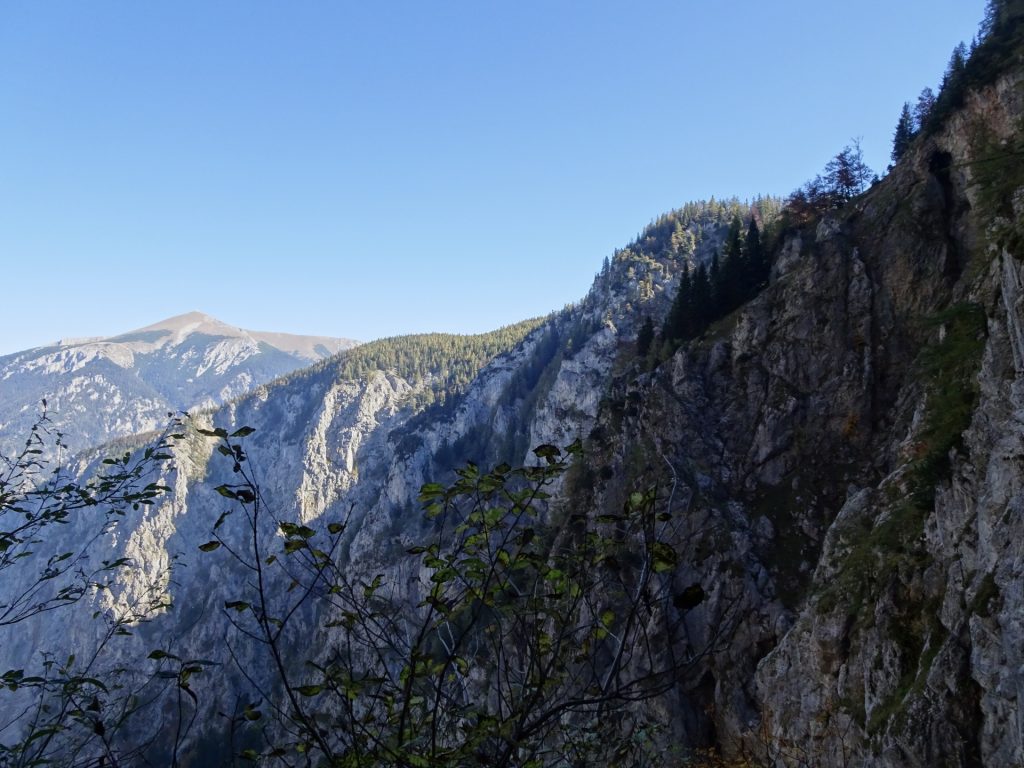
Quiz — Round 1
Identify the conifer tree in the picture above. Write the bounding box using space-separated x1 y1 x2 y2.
691 262 712 330
671 222 696 257
891 102 915 163
941 42 969 93
709 250 722 309
725 215 743 262
980 0 1023 39
744 217 767 292
636 316 655 357
664 265 693 342
914 87 936 130
719 217 744 310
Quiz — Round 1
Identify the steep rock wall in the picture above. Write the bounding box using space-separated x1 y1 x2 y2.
564 66 1024 766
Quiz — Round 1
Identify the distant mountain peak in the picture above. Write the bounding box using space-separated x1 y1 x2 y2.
130 311 245 343
54 335 105 347
0 313 359 456
100 312 359 361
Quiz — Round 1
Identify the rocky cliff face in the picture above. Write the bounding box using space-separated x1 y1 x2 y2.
0 311 357 456
564 65 1024 765
748 69 1024 765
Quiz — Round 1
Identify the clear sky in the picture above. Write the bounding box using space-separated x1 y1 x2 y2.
0 1 987 352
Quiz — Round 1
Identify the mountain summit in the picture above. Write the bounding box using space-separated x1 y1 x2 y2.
121 311 355 363
0 312 357 455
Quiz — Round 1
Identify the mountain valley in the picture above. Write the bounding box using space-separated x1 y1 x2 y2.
1 6 1023 766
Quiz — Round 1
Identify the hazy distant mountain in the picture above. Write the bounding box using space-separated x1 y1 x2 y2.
0 311 357 455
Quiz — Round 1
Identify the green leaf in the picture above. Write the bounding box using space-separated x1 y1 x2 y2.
280 522 316 539
456 462 480 480
538 632 552 654
231 426 256 437
673 583 706 611
327 522 345 535
224 601 250 612
651 541 678 573
418 482 445 502
24 724 63 744
147 650 180 661
430 567 456 584
198 541 221 552
295 684 322 697
363 573 384 598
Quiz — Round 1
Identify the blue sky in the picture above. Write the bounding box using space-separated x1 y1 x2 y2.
0 1 986 352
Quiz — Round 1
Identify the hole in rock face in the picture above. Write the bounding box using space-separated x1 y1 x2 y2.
929 150 955 215
928 150 953 177
929 151 956 221
928 151 963 281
